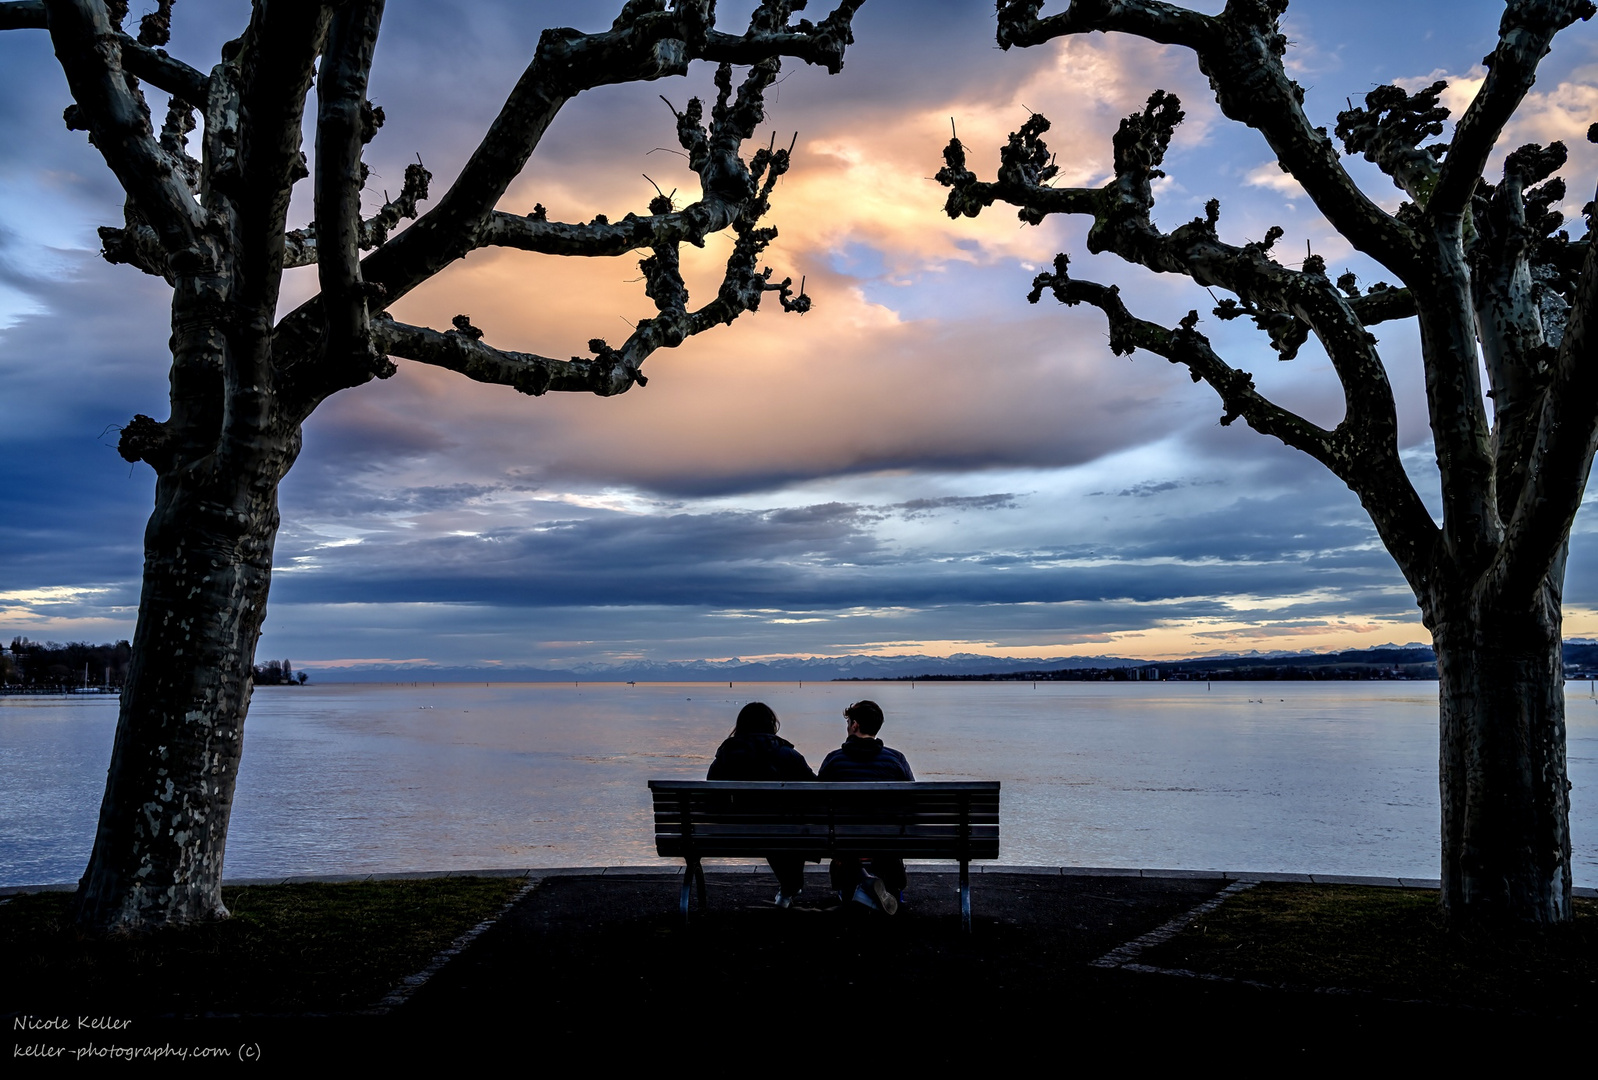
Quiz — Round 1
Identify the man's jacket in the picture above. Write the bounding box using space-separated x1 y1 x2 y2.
817 737 914 782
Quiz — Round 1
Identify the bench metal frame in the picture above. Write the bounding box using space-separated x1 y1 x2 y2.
648 780 1000 931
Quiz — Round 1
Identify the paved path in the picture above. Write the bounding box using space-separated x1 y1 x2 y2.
383 867 1549 1062
7 866 1585 1063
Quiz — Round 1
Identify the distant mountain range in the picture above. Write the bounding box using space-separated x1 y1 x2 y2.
313 652 1146 683
301 641 1598 683
306 640 1598 683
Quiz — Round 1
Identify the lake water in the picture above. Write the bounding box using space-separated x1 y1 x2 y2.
2 680 1596 887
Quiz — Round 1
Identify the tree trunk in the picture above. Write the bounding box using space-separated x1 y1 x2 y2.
72 438 297 932
1435 578 1573 923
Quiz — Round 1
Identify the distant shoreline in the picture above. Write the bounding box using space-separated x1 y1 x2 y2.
12 641 1598 687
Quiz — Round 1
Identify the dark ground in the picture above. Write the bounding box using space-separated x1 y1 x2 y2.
397 871 1545 1063
7 871 1566 1066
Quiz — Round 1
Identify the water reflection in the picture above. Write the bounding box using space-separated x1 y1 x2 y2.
2 681 1594 886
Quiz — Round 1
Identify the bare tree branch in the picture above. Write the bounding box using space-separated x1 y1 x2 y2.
1488 216 1598 606
1330 77 1506 564
314 0 384 368
120 36 209 108
219 0 330 468
382 56 812 404
985 5 1503 564
1350 284 1416 325
945 49 1444 587
1472 143 1569 523
553 65 814 392
995 0 1213 49
1028 253 1439 590
937 114 1101 224
44 0 205 258
481 204 736 258
941 92 1404 455
97 220 166 278
1032 257 1331 447
6 1 210 103
1224 282 1415 374
1431 0 1596 217
97 89 200 281
374 315 603 396
701 0 862 72
0 1 45 31
378 199 809 403
996 0 1422 279
283 160 430 268
1335 81 1449 206
273 0 863 412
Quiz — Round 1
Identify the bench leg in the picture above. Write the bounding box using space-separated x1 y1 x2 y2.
959 860 971 933
680 859 706 921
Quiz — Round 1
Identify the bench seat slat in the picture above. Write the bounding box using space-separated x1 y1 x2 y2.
656 836 1001 851
650 780 999 791
652 804 1001 815
655 827 1000 843
654 800 999 808
653 813 1000 826
655 841 1001 853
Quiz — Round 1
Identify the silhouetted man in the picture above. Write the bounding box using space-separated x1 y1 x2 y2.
818 699 913 914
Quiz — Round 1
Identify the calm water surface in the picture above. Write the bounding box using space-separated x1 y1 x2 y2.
3 680 1595 886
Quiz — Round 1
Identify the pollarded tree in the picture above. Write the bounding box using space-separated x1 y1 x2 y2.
940 0 1595 923
0 0 862 931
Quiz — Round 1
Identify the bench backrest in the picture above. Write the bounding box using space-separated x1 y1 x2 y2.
648 780 1000 862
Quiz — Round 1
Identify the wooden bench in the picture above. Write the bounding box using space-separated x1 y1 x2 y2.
648 780 1000 930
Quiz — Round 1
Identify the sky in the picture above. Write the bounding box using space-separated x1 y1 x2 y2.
5 0 1598 673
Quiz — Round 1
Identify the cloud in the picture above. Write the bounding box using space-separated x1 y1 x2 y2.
257 445 1413 627
292 290 1192 498
6 2 1597 673
893 494 1019 518
1244 162 1308 198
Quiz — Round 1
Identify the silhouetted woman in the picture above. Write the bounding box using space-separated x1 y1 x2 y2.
707 701 815 907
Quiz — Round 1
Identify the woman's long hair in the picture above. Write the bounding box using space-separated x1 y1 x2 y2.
729 701 779 738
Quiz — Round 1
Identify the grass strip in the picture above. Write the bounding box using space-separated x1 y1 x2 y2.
1138 883 1598 1013
0 877 522 1015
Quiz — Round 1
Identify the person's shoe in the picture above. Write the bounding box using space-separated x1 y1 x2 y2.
773 888 800 909
868 876 898 915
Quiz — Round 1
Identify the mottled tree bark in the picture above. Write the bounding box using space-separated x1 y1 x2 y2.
953 0 1598 923
7 0 863 931
1433 573 1572 922
75 434 300 928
